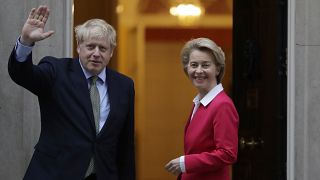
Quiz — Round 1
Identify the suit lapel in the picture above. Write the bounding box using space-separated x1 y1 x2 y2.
184 105 194 134
98 68 116 136
69 58 96 133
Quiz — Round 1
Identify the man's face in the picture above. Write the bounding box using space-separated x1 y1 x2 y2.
77 36 113 75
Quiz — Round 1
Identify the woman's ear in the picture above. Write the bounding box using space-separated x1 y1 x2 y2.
216 68 220 76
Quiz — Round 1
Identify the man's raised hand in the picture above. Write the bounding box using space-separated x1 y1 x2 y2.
21 5 54 46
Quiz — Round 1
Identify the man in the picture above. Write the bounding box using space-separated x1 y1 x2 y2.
8 5 135 180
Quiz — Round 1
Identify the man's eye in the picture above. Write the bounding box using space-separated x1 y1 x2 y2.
86 45 96 50
100 47 107 52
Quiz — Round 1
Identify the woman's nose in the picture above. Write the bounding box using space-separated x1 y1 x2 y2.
195 66 203 73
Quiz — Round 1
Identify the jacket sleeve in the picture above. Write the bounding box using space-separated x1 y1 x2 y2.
8 48 55 96
118 79 136 180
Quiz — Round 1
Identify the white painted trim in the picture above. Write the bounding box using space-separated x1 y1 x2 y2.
287 0 295 179
64 0 73 57
139 15 232 28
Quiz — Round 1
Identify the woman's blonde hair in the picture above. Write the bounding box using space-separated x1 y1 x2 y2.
180 37 225 83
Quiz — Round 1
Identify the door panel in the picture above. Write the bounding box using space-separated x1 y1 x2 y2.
232 0 287 179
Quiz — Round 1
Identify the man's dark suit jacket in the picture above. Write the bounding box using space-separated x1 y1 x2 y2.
8 49 135 180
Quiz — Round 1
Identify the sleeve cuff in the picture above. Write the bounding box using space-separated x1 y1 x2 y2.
15 37 33 62
179 156 186 173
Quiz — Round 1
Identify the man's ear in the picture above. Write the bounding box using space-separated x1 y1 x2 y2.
77 46 80 54
110 49 114 57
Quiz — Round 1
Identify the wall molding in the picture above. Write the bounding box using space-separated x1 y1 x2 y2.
287 0 296 179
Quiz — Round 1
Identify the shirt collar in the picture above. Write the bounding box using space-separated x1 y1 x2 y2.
193 83 224 107
79 58 106 83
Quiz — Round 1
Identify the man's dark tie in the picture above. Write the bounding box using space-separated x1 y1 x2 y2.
89 76 100 133
86 76 100 177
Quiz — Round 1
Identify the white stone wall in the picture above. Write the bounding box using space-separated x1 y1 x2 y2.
2 0 320 179
0 0 72 179
293 0 320 179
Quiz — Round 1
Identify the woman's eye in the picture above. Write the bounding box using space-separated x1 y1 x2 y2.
190 63 198 68
202 64 210 68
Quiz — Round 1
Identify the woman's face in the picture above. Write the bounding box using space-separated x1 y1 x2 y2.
187 49 219 95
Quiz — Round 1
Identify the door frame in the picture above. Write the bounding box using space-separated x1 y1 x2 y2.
67 0 296 179
64 0 73 57
287 0 295 179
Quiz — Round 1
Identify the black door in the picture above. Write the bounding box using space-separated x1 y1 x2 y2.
232 0 287 179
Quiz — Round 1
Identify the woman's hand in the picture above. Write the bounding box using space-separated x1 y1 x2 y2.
165 157 182 176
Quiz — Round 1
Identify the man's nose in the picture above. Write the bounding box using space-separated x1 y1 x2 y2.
93 47 101 56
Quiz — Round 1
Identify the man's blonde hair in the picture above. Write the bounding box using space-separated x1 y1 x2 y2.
75 19 116 49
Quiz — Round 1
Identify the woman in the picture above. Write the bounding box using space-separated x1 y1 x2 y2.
165 38 239 180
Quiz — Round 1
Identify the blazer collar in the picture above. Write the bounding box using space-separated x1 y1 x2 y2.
97 68 116 136
69 58 118 137
69 58 97 134
193 83 224 107
78 58 107 83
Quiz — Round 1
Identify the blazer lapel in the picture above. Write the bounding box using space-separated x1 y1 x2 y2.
184 105 194 134
98 68 115 136
69 58 96 133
